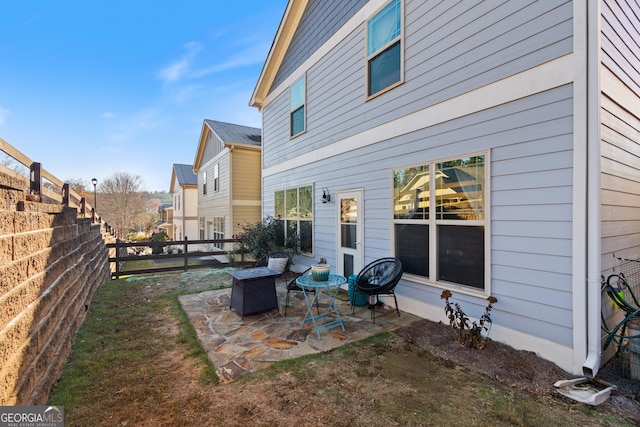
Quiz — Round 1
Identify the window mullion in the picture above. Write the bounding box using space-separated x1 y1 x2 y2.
429 165 437 283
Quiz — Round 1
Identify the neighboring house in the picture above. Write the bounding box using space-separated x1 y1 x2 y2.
170 163 198 247
250 0 640 376
193 120 262 253
156 203 174 239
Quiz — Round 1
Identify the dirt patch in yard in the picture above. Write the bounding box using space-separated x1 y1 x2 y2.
397 319 640 425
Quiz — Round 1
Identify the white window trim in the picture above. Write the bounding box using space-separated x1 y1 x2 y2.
290 75 307 138
392 151 491 297
365 0 405 101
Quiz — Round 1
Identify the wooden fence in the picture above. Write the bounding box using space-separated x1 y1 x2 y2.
0 136 113 233
107 237 245 279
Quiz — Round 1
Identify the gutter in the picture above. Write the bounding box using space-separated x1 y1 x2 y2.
582 0 602 377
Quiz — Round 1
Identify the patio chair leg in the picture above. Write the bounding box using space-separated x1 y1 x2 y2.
372 302 376 324
393 294 400 317
284 291 290 316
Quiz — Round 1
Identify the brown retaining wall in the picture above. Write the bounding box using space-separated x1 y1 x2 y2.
0 171 111 405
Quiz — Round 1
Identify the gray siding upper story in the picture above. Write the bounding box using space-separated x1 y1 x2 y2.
271 0 368 90
263 0 573 169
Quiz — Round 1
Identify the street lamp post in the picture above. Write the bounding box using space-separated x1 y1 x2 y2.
91 178 97 212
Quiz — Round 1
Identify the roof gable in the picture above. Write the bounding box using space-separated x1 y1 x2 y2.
193 120 262 171
250 0 308 109
170 163 197 192
205 120 261 146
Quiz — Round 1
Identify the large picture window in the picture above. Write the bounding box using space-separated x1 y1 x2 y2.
393 155 486 290
290 76 305 137
367 0 402 97
274 185 313 254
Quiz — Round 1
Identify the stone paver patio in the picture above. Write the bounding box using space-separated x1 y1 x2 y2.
179 278 419 383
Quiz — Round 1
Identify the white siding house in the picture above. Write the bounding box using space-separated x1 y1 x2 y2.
169 163 198 247
250 0 640 376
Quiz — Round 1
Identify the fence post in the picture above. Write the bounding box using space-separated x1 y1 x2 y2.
183 236 188 272
115 239 121 279
62 183 70 206
30 162 41 197
80 197 87 217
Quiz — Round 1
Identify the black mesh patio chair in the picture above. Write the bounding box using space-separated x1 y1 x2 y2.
284 267 320 316
353 257 403 323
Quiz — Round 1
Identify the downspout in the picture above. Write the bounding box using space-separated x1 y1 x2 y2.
582 0 602 377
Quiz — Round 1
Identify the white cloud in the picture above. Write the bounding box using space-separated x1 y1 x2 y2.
104 108 162 143
158 42 202 83
191 42 270 78
0 107 11 125
101 112 115 119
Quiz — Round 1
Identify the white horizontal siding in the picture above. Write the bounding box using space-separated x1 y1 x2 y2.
601 0 640 97
262 0 573 170
600 92 640 273
263 83 575 346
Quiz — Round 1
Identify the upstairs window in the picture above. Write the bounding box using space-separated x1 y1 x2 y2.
290 76 306 137
367 0 402 97
203 171 207 195
214 163 219 192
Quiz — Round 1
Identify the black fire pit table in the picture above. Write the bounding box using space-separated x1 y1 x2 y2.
228 267 282 318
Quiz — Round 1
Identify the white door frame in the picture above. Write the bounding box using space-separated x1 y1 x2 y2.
336 189 364 279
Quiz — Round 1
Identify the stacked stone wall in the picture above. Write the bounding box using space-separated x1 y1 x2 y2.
0 172 110 405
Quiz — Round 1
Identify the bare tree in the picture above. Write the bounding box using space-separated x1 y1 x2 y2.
98 172 146 237
141 211 158 236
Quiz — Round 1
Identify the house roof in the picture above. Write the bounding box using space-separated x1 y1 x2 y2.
170 163 197 192
193 120 262 171
204 120 262 146
157 203 173 212
173 164 197 185
250 0 308 110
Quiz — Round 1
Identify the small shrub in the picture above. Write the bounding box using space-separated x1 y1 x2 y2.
233 216 300 262
151 231 169 255
440 290 497 350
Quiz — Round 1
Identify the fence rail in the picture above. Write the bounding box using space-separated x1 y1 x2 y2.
0 136 111 232
106 237 244 279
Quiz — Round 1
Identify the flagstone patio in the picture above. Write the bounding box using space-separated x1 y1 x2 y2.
179 278 419 383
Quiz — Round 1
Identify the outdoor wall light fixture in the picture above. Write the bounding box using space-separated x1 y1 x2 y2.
322 188 331 203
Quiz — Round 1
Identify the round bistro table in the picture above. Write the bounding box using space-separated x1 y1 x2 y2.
296 274 347 339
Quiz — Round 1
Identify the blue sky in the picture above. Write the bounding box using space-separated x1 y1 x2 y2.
0 1 287 191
